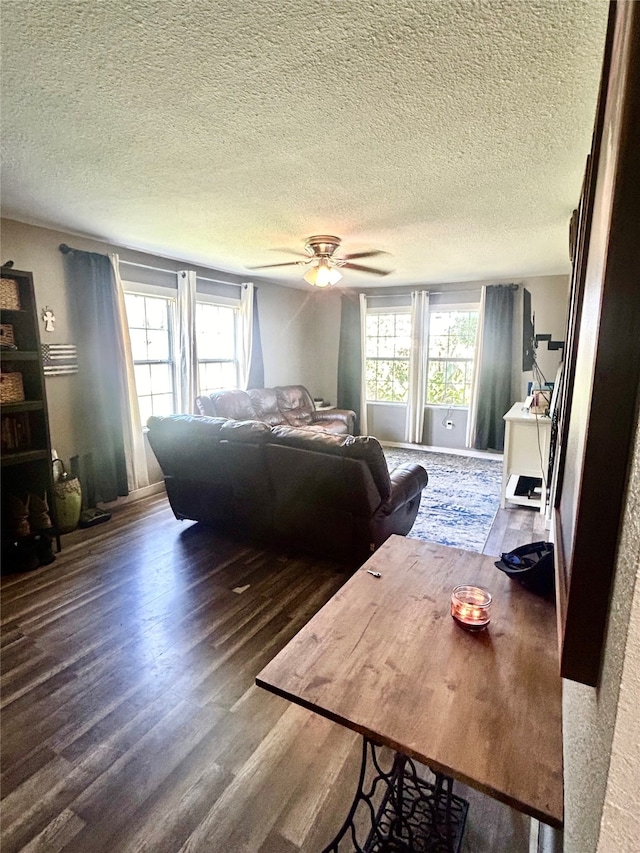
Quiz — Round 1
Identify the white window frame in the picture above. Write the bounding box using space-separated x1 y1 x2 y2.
426 302 480 409
122 281 177 422
364 306 412 404
195 292 241 396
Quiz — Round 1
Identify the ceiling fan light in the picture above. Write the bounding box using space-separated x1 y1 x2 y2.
303 262 342 287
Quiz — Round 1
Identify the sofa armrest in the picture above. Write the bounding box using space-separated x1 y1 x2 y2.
376 464 428 517
312 408 356 433
195 395 215 416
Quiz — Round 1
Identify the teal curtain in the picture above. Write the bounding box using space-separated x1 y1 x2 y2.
474 285 515 452
337 293 362 433
61 245 129 502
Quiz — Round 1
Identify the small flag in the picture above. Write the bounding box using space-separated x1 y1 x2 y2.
42 343 78 376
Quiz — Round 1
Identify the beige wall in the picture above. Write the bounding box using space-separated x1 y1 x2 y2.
256 285 341 405
598 486 640 853
512 274 570 402
1 218 324 479
366 275 569 446
283 275 572 443
2 219 109 466
563 406 640 853
6 217 639 850
299 289 342 406
257 284 314 388
2 217 570 459
293 277 565 429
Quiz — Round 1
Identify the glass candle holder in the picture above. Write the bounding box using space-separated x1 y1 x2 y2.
451 585 492 631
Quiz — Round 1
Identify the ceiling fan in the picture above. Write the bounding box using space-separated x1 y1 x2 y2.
248 235 392 287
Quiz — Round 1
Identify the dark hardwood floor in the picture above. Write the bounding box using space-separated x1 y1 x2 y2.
1 493 547 852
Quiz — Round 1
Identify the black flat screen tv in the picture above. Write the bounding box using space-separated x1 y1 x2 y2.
522 288 535 372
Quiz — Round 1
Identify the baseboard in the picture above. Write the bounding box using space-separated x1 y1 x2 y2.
100 481 166 509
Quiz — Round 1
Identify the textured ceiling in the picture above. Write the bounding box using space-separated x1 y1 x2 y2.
1 0 609 288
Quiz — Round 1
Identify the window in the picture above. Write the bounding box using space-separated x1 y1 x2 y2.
365 311 411 402
426 309 479 406
196 301 239 395
124 292 175 424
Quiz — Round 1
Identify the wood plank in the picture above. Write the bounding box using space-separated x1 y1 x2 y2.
1 493 548 852
17 809 86 853
257 534 563 828
485 505 549 560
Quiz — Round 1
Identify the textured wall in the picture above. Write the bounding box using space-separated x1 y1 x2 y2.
562 401 640 853
0 218 317 472
599 489 640 853
256 284 315 389
0 217 572 458
298 289 342 406
594 403 640 852
0 0 609 285
1 218 105 467
364 274 568 446
514 275 570 402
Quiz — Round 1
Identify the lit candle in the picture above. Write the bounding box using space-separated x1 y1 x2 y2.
451 585 492 631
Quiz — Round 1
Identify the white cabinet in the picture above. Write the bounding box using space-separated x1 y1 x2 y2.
501 403 551 514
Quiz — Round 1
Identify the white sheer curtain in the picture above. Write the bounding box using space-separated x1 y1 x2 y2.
108 254 149 491
358 293 369 436
466 285 486 448
404 290 430 443
238 281 254 390
175 270 198 413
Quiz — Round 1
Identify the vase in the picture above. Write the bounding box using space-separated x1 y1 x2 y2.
52 459 82 533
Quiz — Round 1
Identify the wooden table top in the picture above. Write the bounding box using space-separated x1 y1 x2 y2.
256 535 563 828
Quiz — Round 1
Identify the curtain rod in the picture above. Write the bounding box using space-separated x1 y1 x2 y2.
427 284 519 295
60 245 515 294
59 245 241 287
365 288 479 299
365 283 518 298
118 258 241 287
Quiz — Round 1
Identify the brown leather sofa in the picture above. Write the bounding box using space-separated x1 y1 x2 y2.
146 415 428 564
195 385 355 435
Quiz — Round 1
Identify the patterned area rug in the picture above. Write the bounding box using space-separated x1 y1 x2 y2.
383 446 502 552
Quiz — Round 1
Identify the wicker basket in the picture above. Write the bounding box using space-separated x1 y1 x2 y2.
0 372 25 403
0 278 21 310
0 324 16 349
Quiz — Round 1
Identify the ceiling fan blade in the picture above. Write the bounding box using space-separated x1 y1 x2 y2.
269 248 311 258
246 261 304 270
343 262 393 276
341 250 388 260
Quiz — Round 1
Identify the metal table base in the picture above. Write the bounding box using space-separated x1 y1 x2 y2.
322 738 469 853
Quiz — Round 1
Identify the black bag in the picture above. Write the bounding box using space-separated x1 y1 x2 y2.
494 541 555 598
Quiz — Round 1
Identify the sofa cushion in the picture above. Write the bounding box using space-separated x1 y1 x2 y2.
147 413 228 434
206 389 258 420
266 443 381 557
298 422 350 433
146 414 427 564
268 425 391 500
146 415 233 525
220 419 272 442
195 395 215 416
274 385 315 428
197 385 354 435
219 419 274 538
146 415 228 478
247 388 287 426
